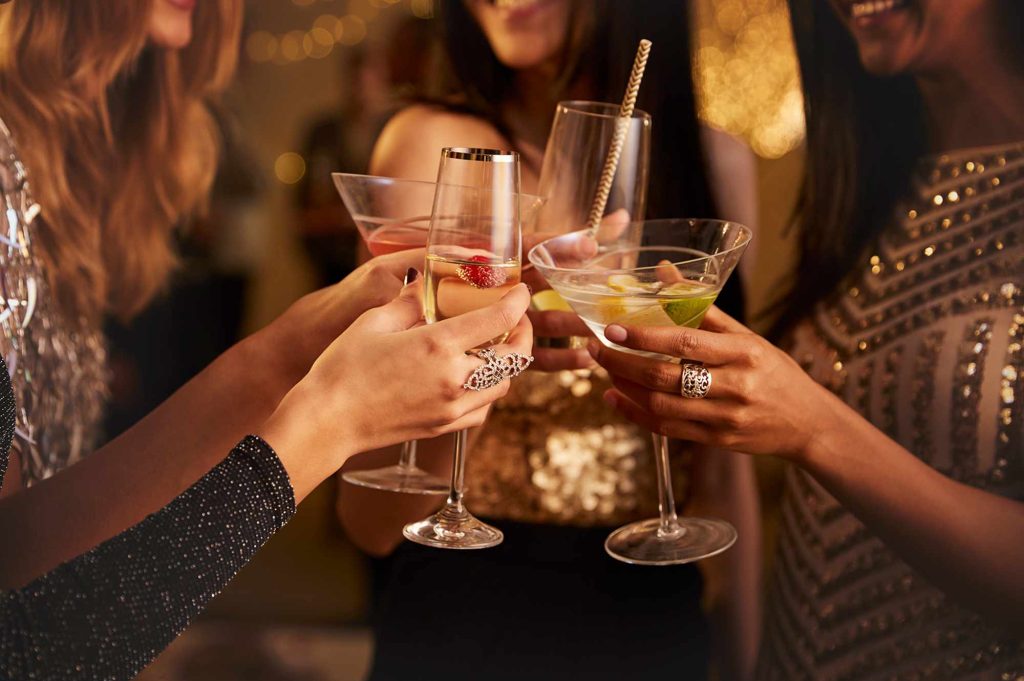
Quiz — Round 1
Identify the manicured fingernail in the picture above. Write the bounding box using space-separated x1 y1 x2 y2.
404 268 419 285
586 339 600 356
577 349 595 365
605 325 627 343
603 391 617 408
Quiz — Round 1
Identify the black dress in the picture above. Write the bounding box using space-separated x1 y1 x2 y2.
365 278 743 681
0 358 296 681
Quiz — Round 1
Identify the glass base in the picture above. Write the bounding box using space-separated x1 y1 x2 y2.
403 504 504 549
341 465 449 495
604 517 737 566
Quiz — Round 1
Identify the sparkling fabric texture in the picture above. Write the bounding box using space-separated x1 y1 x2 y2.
0 117 107 485
0 431 296 681
468 368 688 526
758 142 1024 680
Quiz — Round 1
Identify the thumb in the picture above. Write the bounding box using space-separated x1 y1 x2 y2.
358 269 424 333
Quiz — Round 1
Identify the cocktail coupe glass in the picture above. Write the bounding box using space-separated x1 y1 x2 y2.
403 148 522 549
529 219 752 565
330 173 542 495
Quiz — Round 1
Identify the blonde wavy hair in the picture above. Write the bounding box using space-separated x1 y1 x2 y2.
0 0 243 320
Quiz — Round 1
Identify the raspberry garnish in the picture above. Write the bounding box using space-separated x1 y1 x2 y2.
456 255 508 288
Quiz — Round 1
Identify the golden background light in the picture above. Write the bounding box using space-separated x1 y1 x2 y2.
274 152 307 184
693 0 805 159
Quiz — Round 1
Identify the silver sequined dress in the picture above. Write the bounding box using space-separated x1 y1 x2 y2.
0 116 108 485
758 142 1024 680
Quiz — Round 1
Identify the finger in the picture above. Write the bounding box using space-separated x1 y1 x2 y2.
445 405 494 433
356 276 424 332
503 314 534 357
609 376 726 426
371 248 427 277
603 389 714 443
522 267 551 293
431 283 531 350
602 323 747 365
595 208 631 242
587 338 681 392
700 305 751 334
531 348 595 372
528 309 592 338
523 230 564 253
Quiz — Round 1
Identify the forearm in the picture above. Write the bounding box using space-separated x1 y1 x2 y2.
689 449 762 681
0 331 292 587
0 436 294 681
337 434 456 557
801 394 1024 630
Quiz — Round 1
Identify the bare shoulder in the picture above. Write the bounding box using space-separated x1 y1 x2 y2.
370 104 508 181
700 125 758 228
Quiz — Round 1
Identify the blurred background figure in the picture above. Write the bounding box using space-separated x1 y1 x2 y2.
294 16 437 286
118 0 807 679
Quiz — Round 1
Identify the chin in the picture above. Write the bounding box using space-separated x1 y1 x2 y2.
833 0 924 76
491 40 558 71
150 26 193 50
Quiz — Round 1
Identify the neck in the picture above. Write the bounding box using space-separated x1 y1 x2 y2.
505 64 561 150
916 54 1024 153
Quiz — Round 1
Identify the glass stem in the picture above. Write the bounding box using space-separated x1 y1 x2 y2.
445 429 468 513
397 440 418 471
652 433 682 537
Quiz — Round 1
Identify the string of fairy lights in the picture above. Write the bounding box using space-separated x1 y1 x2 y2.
246 0 434 66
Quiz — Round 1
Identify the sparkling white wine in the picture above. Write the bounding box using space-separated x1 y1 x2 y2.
424 252 522 347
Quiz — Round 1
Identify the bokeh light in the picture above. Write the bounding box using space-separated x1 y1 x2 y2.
274 152 307 185
337 15 367 46
693 0 805 159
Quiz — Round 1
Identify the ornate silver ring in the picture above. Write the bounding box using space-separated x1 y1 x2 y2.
463 348 534 391
680 363 712 399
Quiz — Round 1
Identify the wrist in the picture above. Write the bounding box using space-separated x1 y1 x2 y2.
256 382 359 502
243 324 308 394
791 390 848 473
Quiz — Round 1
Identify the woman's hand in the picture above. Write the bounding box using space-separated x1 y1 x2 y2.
255 249 427 386
587 306 846 462
260 278 533 500
520 215 631 373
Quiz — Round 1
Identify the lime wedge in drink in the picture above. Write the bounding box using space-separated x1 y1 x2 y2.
531 289 573 312
661 293 718 328
619 303 675 327
607 274 644 292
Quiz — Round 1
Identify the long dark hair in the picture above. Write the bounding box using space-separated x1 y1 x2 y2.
432 0 717 221
770 0 1024 340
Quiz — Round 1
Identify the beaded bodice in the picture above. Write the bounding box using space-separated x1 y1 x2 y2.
0 117 107 485
467 367 688 527
758 142 1024 680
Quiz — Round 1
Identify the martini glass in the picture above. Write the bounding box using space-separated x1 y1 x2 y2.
330 173 542 495
529 219 751 565
332 173 544 254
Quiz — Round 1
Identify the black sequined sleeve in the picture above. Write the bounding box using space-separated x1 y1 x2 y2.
0 434 296 680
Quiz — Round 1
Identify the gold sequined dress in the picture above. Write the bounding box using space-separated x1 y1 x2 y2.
0 117 108 485
758 142 1024 680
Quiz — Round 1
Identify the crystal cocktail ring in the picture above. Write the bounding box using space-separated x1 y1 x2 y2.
680 363 712 399
463 348 534 391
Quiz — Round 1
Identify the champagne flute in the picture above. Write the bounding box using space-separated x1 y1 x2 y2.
330 173 543 495
529 219 751 564
403 148 522 549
